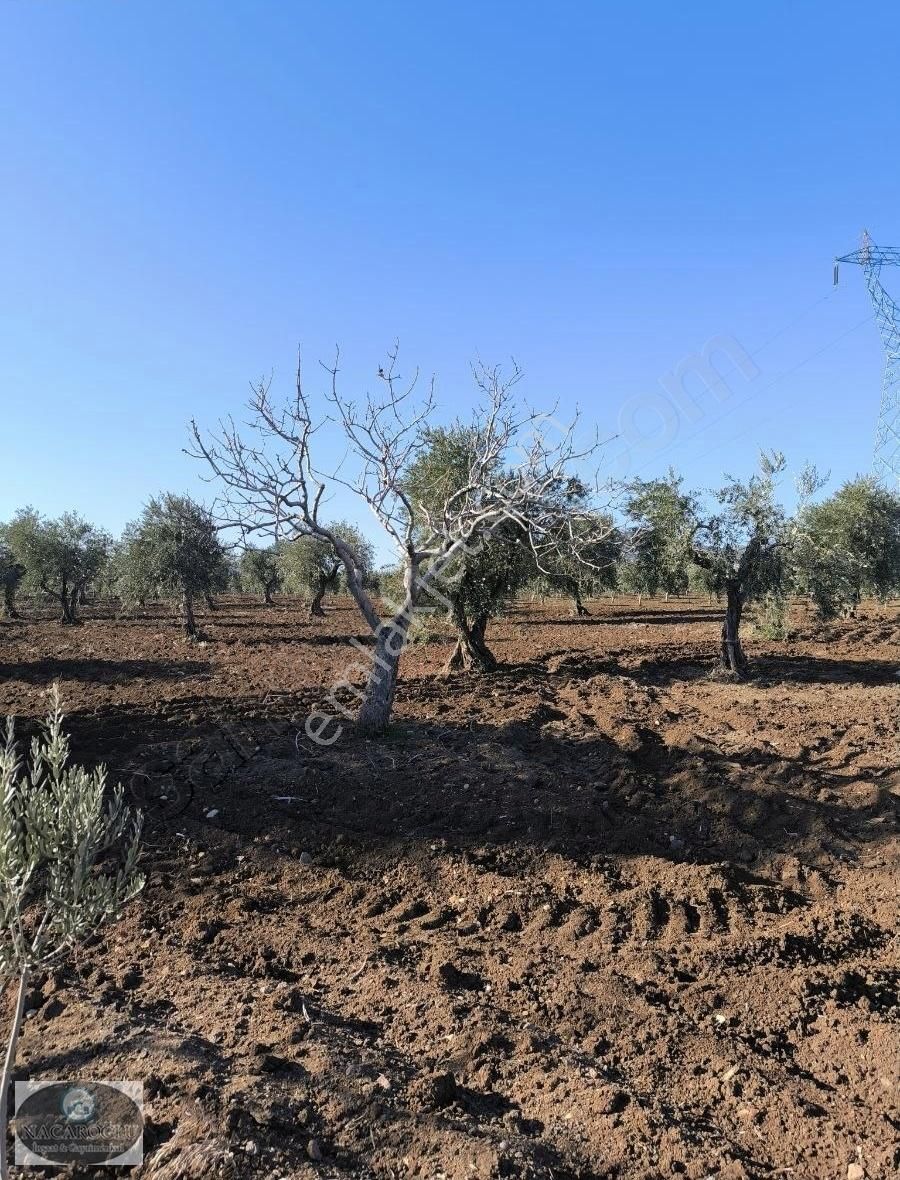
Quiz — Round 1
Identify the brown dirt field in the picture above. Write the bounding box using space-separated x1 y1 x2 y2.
0 596 898 1180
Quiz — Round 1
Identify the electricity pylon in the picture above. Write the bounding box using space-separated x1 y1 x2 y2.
834 229 900 485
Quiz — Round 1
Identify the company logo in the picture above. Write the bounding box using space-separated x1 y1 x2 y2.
60 1087 96 1124
15 1080 143 1167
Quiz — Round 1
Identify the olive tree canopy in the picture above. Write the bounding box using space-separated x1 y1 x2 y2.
119 494 228 636
239 545 282 605
1 509 111 624
794 477 900 617
688 454 825 674
278 523 374 617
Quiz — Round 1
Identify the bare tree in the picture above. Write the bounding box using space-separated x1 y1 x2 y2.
189 346 606 733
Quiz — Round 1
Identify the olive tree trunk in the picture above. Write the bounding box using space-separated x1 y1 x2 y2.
549 575 590 616
571 588 590 617
309 562 340 618
308 583 327 617
3 582 19 619
443 606 497 673
357 619 411 733
720 583 748 675
181 590 198 638
42 578 77 624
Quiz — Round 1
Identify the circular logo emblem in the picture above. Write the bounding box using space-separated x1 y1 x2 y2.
61 1087 96 1124
16 1082 143 1165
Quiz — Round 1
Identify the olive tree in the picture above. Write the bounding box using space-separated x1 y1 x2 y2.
0 687 143 1178
794 477 900 617
531 503 621 616
239 545 282 605
1 509 111 624
620 470 695 604
109 532 157 609
278 523 374 617
440 523 532 671
189 347 606 734
687 560 722 604
688 453 824 675
400 427 534 671
120 494 228 637
0 545 26 620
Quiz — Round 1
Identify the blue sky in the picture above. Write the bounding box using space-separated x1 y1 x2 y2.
2 1 899 556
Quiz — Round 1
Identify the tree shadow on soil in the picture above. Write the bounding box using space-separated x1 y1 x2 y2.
49 689 898 879
21 1011 227 1078
535 610 722 627
0 658 210 686
235 632 373 649
201 619 312 632
632 653 900 687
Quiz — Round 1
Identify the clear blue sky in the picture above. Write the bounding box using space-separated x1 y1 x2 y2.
3 1 899 555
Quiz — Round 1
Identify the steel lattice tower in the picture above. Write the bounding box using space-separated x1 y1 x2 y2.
834 229 900 485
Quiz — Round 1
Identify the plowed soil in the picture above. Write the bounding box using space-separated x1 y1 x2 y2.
0 596 897 1180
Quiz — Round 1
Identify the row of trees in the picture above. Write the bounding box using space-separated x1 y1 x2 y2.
182 348 900 732
0 500 375 638
2 346 899 731
385 448 900 677
2 464 897 666
619 461 900 673
0 511 110 624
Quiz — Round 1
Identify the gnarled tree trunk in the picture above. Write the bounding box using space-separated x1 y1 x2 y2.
720 582 748 674
43 578 77 624
309 562 340 618
67 586 80 623
1 568 24 619
308 583 327 617
571 588 590 617
547 574 590 616
182 591 198 638
443 605 497 673
691 533 770 676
